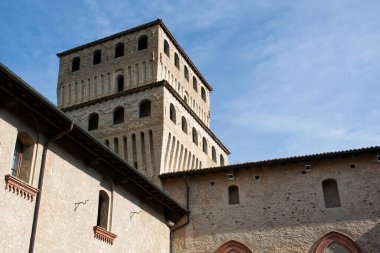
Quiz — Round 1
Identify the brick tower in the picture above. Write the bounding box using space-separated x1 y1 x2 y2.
56 19 229 183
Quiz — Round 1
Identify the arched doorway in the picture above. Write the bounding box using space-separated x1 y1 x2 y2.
214 240 252 253
313 232 361 253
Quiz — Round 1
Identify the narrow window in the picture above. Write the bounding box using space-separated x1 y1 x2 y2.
96 190 109 229
88 113 99 130
202 137 208 154
116 75 124 92
105 139 110 147
193 77 198 91
71 57 80 72
93 50 101 65
228 185 239 205
174 53 180 69
11 133 34 183
115 43 124 58
114 138 119 154
170 103 176 123
212 146 216 162
322 179 341 208
164 39 170 57
201 87 206 101
220 154 225 166
181 116 187 133
113 107 124 124
192 128 198 145
139 100 151 118
138 35 148 50
184 66 189 81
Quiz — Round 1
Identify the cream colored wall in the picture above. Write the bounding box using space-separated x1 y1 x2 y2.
34 145 170 253
163 153 380 253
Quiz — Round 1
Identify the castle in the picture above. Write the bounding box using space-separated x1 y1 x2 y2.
0 19 379 253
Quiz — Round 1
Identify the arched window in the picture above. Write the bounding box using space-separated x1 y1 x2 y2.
138 35 148 50
202 137 208 154
88 113 99 130
228 185 239 205
313 232 361 253
215 240 253 253
192 127 198 145
113 107 124 124
116 75 124 92
169 103 176 123
322 179 341 208
184 66 189 81
174 53 180 69
201 87 206 101
115 43 124 58
139 100 151 118
93 50 101 65
184 95 188 104
193 77 198 91
181 116 187 133
96 190 109 229
71 57 80 72
113 138 119 154
164 39 170 57
220 154 225 166
105 139 110 147
212 146 216 162
11 133 34 183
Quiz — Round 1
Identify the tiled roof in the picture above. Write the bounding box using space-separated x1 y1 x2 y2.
160 146 380 177
56 19 213 91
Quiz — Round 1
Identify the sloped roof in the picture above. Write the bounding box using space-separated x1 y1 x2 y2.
56 19 213 91
160 146 380 178
0 63 188 220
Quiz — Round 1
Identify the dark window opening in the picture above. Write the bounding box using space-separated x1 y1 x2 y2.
192 128 198 145
88 113 99 130
170 103 176 123
96 190 109 229
138 35 148 50
174 53 180 69
220 155 225 166
201 87 206 101
212 146 216 162
184 66 189 81
93 50 101 65
164 40 170 57
117 75 124 92
322 179 341 208
202 137 208 154
11 138 24 178
71 57 80 72
193 77 198 91
228 185 239 205
113 107 124 124
11 133 34 183
181 116 187 133
115 43 124 58
139 100 151 118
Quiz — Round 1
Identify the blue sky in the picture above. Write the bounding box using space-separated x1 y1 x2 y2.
1 1 380 164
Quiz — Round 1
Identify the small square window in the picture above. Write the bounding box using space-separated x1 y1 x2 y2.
254 175 260 180
350 164 356 169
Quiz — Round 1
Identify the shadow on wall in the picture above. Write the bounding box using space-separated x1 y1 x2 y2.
357 223 380 251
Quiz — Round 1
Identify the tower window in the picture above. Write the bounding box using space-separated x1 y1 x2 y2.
138 35 148 51
192 127 198 145
116 75 124 92
322 179 341 208
202 137 208 154
193 77 198 91
181 116 187 133
184 66 189 81
88 113 99 130
164 39 170 57
228 185 239 205
97 190 109 229
212 146 216 162
71 57 80 72
139 100 151 118
174 53 180 69
93 50 101 65
220 154 225 166
201 87 206 102
115 43 124 58
113 107 124 124
169 103 176 123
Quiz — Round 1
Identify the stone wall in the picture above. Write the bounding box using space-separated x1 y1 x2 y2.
163 153 380 252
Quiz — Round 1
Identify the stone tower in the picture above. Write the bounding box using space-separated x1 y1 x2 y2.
56 19 230 183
